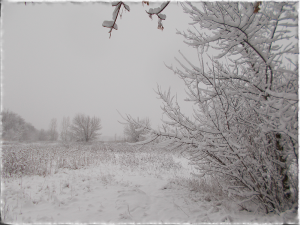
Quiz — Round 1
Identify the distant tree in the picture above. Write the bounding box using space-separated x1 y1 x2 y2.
38 129 50 141
49 118 59 141
1 109 39 142
60 116 72 142
23 124 39 142
123 117 151 142
2 109 24 141
70 114 102 142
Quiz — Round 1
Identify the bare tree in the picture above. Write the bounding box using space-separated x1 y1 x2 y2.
38 129 50 141
2 109 24 141
123 117 151 143
70 114 102 142
49 118 58 141
60 116 72 143
1 109 39 142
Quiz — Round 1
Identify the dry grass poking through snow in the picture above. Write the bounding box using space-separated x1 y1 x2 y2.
2 143 183 179
2 143 117 178
1 142 297 223
1 142 184 222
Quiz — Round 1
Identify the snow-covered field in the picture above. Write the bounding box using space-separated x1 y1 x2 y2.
1 143 298 224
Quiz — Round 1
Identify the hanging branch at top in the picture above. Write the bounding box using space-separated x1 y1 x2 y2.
102 1 130 38
145 1 170 31
103 1 170 37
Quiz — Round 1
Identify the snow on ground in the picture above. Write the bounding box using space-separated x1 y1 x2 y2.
1 143 298 224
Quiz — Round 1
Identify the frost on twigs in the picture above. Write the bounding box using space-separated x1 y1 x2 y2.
121 2 298 214
158 19 164 31
118 112 151 144
146 2 169 31
102 1 130 38
103 1 170 37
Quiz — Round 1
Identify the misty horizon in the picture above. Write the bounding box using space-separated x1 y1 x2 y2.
2 2 197 137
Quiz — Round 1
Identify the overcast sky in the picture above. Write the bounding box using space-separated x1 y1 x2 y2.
2 1 202 137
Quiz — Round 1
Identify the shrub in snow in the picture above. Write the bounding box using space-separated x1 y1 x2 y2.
122 117 151 143
122 2 298 214
48 118 59 141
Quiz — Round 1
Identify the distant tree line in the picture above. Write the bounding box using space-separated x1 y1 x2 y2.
1 110 102 143
2 109 40 142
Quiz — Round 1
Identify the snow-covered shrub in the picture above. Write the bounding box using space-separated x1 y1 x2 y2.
123 117 151 143
123 2 298 214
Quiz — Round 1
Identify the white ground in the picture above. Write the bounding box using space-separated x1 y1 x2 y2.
2 145 298 224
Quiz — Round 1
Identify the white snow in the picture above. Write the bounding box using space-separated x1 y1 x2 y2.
112 5 120 21
102 21 118 30
123 3 130 12
160 2 169 9
2 143 297 224
158 14 166 20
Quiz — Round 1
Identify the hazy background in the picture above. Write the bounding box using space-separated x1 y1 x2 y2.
2 1 200 138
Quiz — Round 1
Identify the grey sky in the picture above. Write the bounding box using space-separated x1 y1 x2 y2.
2 1 200 137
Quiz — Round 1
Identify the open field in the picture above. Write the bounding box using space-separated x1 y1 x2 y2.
1 142 298 223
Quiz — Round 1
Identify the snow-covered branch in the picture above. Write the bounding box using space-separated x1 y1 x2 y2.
119 2 298 214
103 1 170 37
